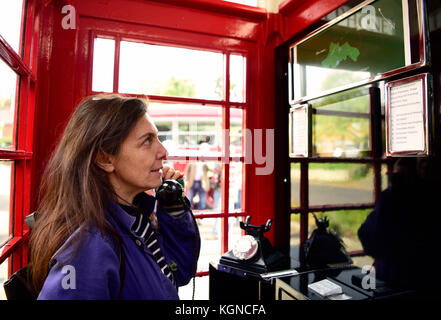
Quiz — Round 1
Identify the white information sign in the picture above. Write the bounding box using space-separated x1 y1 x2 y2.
386 74 429 156
289 105 310 157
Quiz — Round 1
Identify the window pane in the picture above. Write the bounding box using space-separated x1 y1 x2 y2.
228 216 244 250
162 160 221 212
92 37 115 92
119 41 224 100
290 162 300 208
178 275 209 300
0 0 24 54
292 0 407 100
229 162 243 211
0 258 9 300
0 60 19 150
224 0 258 6
230 54 246 102
148 103 222 158
196 217 221 272
381 163 389 191
0 161 13 245
311 87 371 158
230 108 243 157
309 163 374 206
308 209 372 254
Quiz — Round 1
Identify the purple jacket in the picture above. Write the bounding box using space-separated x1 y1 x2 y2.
37 194 200 300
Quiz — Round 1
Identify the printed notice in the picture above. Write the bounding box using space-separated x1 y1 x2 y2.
389 79 425 153
292 107 308 156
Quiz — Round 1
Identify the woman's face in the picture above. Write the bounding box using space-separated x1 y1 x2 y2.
107 113 167 202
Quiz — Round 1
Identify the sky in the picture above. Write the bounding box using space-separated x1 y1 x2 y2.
0 0 23 97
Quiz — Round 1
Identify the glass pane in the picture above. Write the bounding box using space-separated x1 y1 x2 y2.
0 258 9 300
290 215 301 254
148 103 222 158
311 87 371 158
224 0 258 6
380 163 389 192
0 161 13 244
178 274 209 300
230 108 243 157
290 163 300 208
292 0 408 100
162 160 222 212
119 41 224 100
229 162 242 211
308 209 372 253
230 54 246 102
92 37 115 92
207 162 222 212
309 163 374 206
0 59 19 150
195 217 221 272
228 216 244 250
0 0 24 54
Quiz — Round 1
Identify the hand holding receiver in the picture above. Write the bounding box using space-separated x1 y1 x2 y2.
156 172 189 216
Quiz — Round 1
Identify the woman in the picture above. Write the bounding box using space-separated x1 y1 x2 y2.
29 94 200 299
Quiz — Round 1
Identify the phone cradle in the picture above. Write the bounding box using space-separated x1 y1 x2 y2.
219 216 290 275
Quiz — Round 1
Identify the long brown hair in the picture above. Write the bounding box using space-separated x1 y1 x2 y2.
29 94 148 292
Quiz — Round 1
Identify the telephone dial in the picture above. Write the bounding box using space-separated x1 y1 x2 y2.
219 216 290 275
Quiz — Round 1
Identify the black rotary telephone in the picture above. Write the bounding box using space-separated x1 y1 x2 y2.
219 216 290 275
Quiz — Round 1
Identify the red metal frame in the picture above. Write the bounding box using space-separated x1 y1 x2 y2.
0 0 37 274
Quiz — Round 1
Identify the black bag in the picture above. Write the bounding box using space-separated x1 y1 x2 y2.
3 264 38 300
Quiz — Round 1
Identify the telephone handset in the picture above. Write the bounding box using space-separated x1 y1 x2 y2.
155 178 186 208
219 216 290 275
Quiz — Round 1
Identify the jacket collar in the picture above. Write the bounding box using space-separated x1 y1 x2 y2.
106 192 156 234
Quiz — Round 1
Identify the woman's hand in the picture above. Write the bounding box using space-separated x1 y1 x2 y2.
162 165 183 181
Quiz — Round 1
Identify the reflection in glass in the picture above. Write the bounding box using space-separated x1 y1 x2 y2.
0 161 12 245
0 0 24 54
148 103 222 158
290 163 300 208
311 87 371 158
119 41 224 100
0 60 18 150
308 209 372 253
92 38 115 92
292 0 407 100
230 54 246 102
308 163 374 206
381 163 390 191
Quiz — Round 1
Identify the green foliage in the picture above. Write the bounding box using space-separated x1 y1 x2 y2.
312 87 370 155
321 42 360 68
315 209 371 238
160 76 196 97
0 97 12 109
